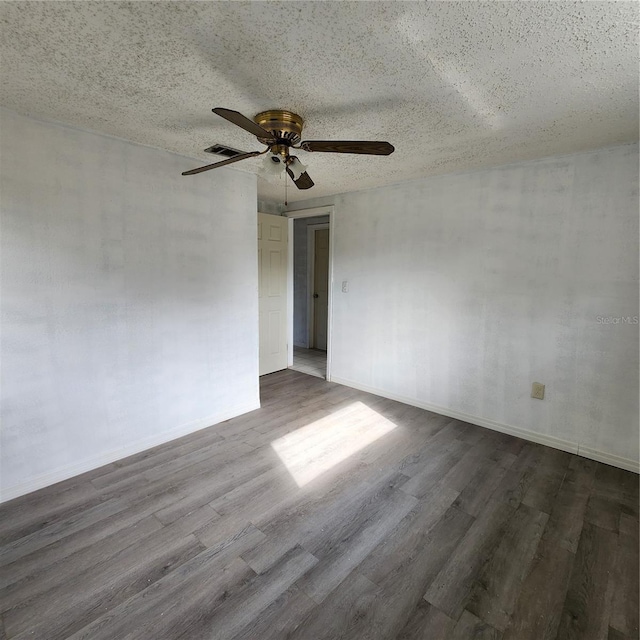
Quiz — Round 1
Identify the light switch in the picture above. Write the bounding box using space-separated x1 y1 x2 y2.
531 382 545 400
342 280 349 293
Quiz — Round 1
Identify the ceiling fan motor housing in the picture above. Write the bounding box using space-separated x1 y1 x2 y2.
254 110 304 146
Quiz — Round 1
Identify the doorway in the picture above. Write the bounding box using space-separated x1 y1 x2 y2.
286 206 334 380
309 223 329 351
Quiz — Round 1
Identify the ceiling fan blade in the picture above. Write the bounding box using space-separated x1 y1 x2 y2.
300 140 394 155
182 151 261 176
212 108 276 142
286 168 314 190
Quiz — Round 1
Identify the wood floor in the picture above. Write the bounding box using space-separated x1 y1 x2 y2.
0 370 638 640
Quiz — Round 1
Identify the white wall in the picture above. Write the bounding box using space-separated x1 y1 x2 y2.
1 109 260 501
288 144 640 471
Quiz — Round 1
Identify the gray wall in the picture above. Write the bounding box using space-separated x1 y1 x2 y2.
258 200 283 215
1 109 260 500
293 215 330 347
288 144 640 470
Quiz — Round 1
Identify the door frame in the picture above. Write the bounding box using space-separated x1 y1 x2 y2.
307 222 330 349
286 205 335 381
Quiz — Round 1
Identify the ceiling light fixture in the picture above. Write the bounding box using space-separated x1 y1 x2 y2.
287 156 307 181
262 152 286 175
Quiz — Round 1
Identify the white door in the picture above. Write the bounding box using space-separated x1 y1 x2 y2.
258 213 288 375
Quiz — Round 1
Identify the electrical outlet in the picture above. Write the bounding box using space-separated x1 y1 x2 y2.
531 382 545 400
342 280 349 293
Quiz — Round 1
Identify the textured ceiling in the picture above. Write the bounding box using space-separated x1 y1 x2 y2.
1 1 638 203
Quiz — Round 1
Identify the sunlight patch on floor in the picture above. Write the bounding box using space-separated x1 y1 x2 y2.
270 401 397 487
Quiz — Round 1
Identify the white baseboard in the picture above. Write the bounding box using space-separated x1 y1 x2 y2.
576 445 640 474
0 400 261 504
330 376 640 474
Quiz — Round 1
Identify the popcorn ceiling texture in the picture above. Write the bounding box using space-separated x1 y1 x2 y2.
0 1 638 203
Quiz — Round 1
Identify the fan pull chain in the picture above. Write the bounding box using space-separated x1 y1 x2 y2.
284 172 288 207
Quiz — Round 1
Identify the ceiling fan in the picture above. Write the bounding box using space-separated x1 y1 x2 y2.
182 108 395 190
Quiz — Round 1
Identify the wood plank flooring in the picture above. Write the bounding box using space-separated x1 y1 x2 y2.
0 369 638 639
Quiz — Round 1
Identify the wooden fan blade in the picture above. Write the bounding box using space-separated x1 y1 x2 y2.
300 140 394 155
182 151 260 176
212 108 276 141
286 168 314 190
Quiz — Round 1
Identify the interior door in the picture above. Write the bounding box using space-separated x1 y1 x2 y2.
258 213 288 375
312 228 329 351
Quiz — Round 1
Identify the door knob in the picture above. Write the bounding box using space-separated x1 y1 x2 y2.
313 293 319 298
